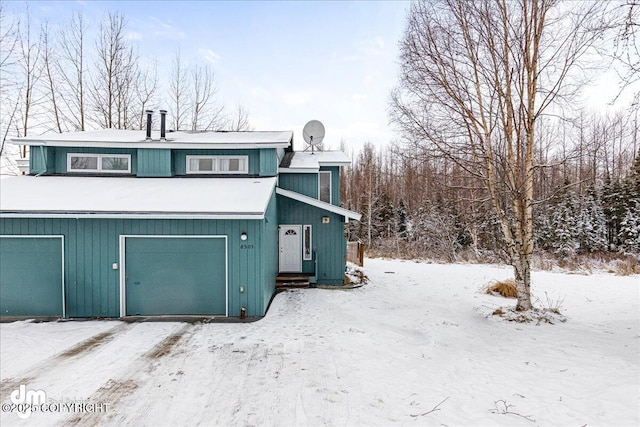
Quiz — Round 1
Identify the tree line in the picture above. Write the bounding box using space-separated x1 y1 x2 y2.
0 5 251 157
342 109 640 261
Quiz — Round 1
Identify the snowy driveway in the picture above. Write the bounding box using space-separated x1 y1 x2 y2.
1 259 638 426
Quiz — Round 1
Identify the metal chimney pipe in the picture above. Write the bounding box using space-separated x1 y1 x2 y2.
159 110 167 140
145 110 153 140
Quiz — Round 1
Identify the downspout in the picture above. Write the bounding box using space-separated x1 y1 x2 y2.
35 145 47 177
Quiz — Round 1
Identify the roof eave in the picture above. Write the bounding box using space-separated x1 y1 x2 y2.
275 187 361 221
11 139 291 149
0 212 266 220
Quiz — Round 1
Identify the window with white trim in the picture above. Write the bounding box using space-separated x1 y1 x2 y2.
318 171 332 204
67 153 131 173
186 155 248 174
303 225 312 260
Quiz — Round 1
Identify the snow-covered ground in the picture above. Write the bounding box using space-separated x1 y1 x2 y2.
1 258 638 426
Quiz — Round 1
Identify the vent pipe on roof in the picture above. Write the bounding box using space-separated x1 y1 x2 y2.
145 110 153 141
159 110 167 140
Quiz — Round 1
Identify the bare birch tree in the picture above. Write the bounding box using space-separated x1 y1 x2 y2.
91 12 139 129
16 5 43 155
58 11 87 131
41 22 63 133
391 0 609 310
190 64 224 130
0 3 19 155
136 60 158 130
613 1 639 102
226 105 252 131
169 49 189 130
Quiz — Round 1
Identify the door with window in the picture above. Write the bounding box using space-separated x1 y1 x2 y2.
279 225 302 272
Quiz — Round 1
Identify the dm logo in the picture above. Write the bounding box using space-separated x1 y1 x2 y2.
10 384 47 419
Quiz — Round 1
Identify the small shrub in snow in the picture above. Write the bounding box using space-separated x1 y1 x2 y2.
613 257 640 275
485 279 517 298
344 262 369 286
490 307 567 325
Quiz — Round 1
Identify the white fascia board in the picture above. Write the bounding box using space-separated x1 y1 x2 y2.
0 212 265 220
277 167 319 174
275 187 362 221
15 140 290 149
317 162 351 167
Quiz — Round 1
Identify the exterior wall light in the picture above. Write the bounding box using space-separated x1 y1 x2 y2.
240 232 248 241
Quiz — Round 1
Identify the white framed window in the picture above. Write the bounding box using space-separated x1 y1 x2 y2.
67 153 131 173
186 155 248 174
303 225 312 260
318 171 332 204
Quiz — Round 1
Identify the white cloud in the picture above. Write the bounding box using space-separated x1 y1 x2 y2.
200 48 221 65
148 16 187 40
126 31 144 41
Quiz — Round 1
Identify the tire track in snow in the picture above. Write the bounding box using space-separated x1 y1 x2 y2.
60 323 195 426
0 322 131 400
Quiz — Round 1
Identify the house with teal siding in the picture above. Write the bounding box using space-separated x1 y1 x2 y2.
0 112 360 319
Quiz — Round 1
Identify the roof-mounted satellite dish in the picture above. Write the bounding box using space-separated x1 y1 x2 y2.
302 120 325 152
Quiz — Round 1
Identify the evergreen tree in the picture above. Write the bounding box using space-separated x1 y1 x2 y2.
577 188 608 252
618 200 640 253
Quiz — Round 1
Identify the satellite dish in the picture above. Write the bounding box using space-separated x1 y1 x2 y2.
303 120 325 151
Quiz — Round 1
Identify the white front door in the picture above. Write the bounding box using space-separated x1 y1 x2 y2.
279 225 302 272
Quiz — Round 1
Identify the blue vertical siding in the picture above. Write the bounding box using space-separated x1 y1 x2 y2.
29 146 55 175
277 196 347 285
137 149 172 176
259 148 278 176
278 173 318 198
0 214 277 317
261 191 278 311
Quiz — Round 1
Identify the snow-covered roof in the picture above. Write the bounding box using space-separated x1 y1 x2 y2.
0 176 277 219
279 151 352 173
275 187 361 221
11 130 293 149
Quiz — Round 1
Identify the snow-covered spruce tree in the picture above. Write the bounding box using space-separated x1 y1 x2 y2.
618 200 640 253
549 186 580 257
618 154 640 253
391 0 610 310
577 188 608 253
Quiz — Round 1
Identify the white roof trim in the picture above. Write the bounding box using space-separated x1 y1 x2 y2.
16 141 290 150
275 187 361 221
11 130 293 149
278 167 319 174
0 213 264 220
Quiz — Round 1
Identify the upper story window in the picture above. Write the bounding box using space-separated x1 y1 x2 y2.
186 155 248 174
319 171 332 204
67 153 131 173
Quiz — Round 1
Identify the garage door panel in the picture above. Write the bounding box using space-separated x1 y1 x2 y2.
0 237 63 317
125 237 226 316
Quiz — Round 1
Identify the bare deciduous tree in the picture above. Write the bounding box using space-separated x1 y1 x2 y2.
169 49 189 130
58 11 87 131
226 105 252 131
91 12 139 129
391 0 609 310
0 3 20 155
190 64 224 131
613 1 639 102
16 5 44 155
136 60 158 130
41 22 63 133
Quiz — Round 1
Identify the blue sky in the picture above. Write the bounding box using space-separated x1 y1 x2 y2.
10 0 411 151
5 1 633 152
